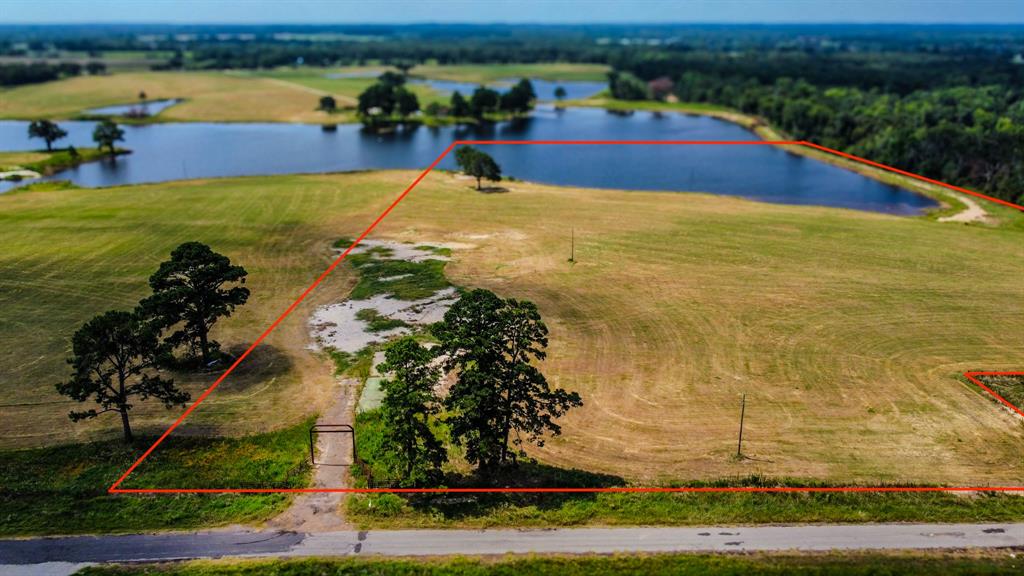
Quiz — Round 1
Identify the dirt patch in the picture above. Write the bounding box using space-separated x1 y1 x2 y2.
308 241 460 354
938 192 992 224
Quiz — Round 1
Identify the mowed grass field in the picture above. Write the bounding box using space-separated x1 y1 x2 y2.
0 169 1022 485
0 172 413 447
0 71 354 123
0 64 608 124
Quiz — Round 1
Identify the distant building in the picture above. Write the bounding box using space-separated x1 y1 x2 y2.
648 76 675 101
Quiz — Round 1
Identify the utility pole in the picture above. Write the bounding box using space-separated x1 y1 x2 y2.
569 226 575 263
736 393 746 459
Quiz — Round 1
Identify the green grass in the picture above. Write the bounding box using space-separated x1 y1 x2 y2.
0 172 396 449
77 551 1024 576
0 418 313 536
563 96 734 114
355 308 410 332
347 250 451 300
348 487 1024 529
978 375 1024 410
6 179 80 193
327 345 377 380
348 403 1024 528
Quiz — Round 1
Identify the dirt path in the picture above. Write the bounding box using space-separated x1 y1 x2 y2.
268 375 357 532
261 77 358 106
938 192 990 224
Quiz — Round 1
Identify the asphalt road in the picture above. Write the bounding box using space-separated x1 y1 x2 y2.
2 523 1022 569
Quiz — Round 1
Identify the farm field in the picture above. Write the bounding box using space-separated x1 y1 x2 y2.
244 67 446 107
0 71 353 123
0 64 607 124
0 169 1022 486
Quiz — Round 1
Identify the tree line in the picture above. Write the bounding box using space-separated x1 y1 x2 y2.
56 242 249 443
374 289 581 486
0 61 105 87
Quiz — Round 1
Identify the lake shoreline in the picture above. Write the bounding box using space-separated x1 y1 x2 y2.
0 146 130 182
0 111 942 216
563 97 970 219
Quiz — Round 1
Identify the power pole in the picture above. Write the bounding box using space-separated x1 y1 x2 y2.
736 393 746 459
569 226 575 263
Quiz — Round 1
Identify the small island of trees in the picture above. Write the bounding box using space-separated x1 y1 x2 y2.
356 70 537 129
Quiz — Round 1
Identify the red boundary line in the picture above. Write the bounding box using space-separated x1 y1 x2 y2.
108 140 1024 495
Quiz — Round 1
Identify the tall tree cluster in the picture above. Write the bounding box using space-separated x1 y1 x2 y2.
356 71 420 123
443 79 536 120
374 289 581 486
56 242 249 443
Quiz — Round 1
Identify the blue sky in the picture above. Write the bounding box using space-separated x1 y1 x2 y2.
5 0 1024 24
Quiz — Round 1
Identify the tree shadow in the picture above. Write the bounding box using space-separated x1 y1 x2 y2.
216 343 294 388
476 186 509 194
402 461 626 521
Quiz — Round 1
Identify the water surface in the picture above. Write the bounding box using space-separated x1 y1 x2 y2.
0 107 936 214
85 99 182 116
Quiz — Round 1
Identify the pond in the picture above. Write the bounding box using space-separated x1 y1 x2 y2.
0 106 937 214
84 98 183 117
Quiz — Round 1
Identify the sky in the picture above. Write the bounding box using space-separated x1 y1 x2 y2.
4 0 1024 25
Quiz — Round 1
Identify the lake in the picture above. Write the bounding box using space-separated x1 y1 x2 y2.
0 106 937 214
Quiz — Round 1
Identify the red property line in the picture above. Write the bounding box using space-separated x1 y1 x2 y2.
109 140 1024 495
965 372 1024 419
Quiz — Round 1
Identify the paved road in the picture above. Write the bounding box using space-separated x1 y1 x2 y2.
2 523 1021 568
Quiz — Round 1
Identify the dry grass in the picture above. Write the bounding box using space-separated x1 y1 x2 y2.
0 71 353 123
1 170 1022 487
0 151 49 170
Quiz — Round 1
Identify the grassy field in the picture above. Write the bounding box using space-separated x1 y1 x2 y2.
0 71 352 123
0 418 312 536
1 170 1022 488
76 551 1024 576
0 173 406 448
245 67 446 108
0 64 607 123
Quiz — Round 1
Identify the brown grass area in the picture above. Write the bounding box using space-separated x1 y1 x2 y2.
371 172 1024 485
0 72 353 123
